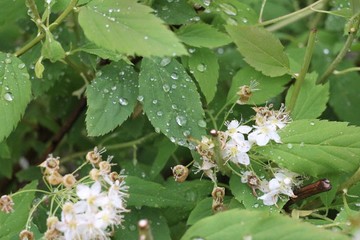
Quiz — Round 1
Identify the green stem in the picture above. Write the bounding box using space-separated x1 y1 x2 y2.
337 167 360 193
60 133 158 163
258 0 267 23
14 0 78 57
317 15 360 84
288 28 317 112
333 67 360 75
257 0 326 31
25 0 42 25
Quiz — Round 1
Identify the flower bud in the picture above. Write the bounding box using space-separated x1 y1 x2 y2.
46 216 59 229
0 195 14 213
138 219 153 240
236 80 259 105
62 174 76 188
172 165 189 183
19 230 34 240
211 187 225 203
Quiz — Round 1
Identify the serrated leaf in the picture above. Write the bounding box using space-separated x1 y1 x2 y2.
226 66 290 105
86 61 138 136
181 209 350 240
286 72 329 120
0 181 38 239
41 32 66 63
78 0 187 57
127 176 212 209
153 0 197 25
0 53 31 142
259 119 360 177
188 48 219 103
176 23 232 48
139 58 206 148
226 25 291 77
209 0 258 26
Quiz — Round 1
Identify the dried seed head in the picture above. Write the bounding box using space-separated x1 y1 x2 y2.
99 161 111 174
46 171 63 185
19 230 34 240
212 200 226 213
86 147 105 165
62 174 76 188
0 195 14 213
40 155 60 174
89 168 100 181
172 165 189 183
211 187 225 203
109 171 124 183
236 80 259 105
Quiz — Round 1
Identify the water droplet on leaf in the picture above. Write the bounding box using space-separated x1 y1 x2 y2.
162 84 170 92
119 98 128 106
176 115 187 126
160 57 171 67
196 63 207 72
220 3 237 16
170 72 178 80
197 120 207 128
4 92 14 102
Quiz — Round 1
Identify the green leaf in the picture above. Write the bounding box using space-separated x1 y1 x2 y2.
259 119 360 177
0 181 38 239
115 207 171 240
86 61 138 136
153 0 197 25
150 138 178 180
329 71 360 125
0 141 10 158
127 176 212 209
78 0 187 57
187 197 212 225
139 58 206 148
0 53 31 142
41 32 66 63
181 209 350 240
227 66 290 105
209 0 258 26
74 42 125 62
286 72 329 120
176 23 232 48
226 25 291 77
188 48 219 103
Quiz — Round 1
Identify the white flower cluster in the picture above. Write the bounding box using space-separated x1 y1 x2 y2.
195 104 297 206
55 179 128 240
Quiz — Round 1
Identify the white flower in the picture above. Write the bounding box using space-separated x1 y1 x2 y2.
225 120 252 138
76 181 105 210
258 169 299 206
222 139 251 165
248 124 281 146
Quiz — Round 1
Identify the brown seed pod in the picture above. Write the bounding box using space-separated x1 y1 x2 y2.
172 165 189 183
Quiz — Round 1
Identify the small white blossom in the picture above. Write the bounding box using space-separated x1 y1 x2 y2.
248 124 281 146
222 139 251 165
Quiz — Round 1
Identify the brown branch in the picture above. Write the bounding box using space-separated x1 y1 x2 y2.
38 97 87 164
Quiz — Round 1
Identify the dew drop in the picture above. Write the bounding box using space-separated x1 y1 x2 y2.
220 3 237 16
196 63 207 72
203 0 211 6
137 95 144 102
152 99 158 104
170 137 176 143
176 115 187 126
119 71 125 76
4 58 12 64
96 71 102 77
197 120 207 128
310 121 315 126
3 92 14 102
171 104 177 110
170 72 179 80
171 84 177 89
18 63 26 69
287 143 293 149
183 130 191 137
188 48 196 54
119 98 128 106
103 89 109 93
156 111 163 116
160 57 171 67
162 84 170 92
323 48 330 55
111 86 117 91
155 127 161 133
